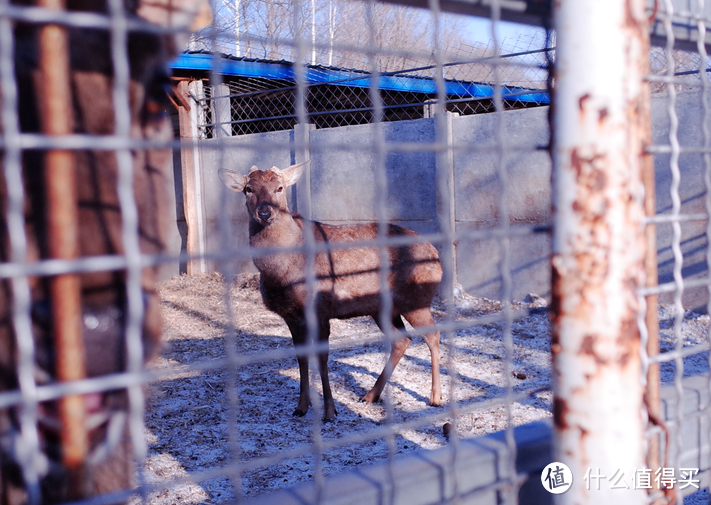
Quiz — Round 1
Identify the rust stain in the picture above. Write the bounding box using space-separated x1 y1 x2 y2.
624 0 648 33
578 93 591 112
570 148 607 189
579 334 595 355
580 334 608 365
553 397 569 429
618 315 640 367
550 259 561 326
598 107 609 124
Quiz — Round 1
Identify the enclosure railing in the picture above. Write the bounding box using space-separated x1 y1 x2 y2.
2 0 711 504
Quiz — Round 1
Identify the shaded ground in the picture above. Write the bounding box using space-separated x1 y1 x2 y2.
133 273 709 504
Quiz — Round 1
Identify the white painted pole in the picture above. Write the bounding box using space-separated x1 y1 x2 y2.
188 80 208 274
552 0 651 503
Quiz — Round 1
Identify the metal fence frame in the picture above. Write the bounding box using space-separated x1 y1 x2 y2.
3 0 711 504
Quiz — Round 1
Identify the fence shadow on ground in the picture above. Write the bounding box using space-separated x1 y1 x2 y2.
141 292 552 502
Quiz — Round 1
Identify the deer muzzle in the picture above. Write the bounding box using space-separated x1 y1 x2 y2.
256 204 274 225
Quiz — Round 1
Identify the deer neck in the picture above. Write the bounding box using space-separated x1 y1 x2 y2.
249 212 305 286
249 211 304 250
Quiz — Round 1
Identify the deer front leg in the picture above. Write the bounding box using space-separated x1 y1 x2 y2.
318 351 337 422
288 320 311 417
293 353 310 417
316 317 337 422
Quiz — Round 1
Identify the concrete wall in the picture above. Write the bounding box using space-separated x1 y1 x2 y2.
453 108 551 300
189 91 710 306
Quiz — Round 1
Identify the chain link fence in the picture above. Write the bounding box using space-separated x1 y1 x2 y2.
184 30 552 137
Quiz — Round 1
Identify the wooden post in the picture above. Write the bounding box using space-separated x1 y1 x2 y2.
38 0 87 472
177 79 208 275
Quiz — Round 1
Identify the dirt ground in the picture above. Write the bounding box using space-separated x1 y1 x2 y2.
132 273 710 504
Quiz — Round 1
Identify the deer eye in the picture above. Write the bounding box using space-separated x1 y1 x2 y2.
276 186 284 193
244 186 253 194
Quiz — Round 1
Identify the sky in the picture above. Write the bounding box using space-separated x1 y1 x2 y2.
463 15 547 48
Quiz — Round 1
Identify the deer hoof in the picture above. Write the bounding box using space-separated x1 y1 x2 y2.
360 393 380 403
293 409 308 417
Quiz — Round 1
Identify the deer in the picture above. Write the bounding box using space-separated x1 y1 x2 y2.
0 1 210 503
219 163 443 422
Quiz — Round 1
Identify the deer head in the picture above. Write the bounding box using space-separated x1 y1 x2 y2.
219 162 308 226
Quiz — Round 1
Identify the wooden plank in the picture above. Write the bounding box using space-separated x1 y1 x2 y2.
177 79 208 275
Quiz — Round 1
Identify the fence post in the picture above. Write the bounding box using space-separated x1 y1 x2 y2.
435 111 457 291
292 123 314 218
213 83 232 138
178 79 208 275
552 0 650 503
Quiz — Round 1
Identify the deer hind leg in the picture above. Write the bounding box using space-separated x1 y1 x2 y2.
362 315 412 404
403 308 442 406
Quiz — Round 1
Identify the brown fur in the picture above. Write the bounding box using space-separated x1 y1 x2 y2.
220 164 443 421
0 1 186 503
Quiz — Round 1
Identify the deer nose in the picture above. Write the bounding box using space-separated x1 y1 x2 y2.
256 205 273 223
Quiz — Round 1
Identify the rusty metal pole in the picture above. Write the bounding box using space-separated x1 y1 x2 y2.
38 0 87 469
551 0 650 503
643 130 661 498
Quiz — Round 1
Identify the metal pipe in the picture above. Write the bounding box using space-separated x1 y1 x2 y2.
37 0 87 470
643 109 661 501
552 0 650 503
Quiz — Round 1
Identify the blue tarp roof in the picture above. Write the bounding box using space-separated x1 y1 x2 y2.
170 51 550 105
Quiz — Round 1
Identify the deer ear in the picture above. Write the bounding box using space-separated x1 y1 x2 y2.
218 169 248 192
280 160 310 187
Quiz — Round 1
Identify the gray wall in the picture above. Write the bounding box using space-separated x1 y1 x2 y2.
192 92 709 306
453 108 551 300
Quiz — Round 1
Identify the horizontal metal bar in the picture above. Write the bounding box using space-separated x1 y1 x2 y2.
648 144 711 154
650 342 711 364
638 276 711 297
645 213 709 224
3 131 552 155
0 303 548 410
0 223 551 279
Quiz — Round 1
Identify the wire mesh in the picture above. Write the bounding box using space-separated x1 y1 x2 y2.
18 0 711 503
640 1 711 504
183 39 552 137
157 0 553 500
0 0 556 502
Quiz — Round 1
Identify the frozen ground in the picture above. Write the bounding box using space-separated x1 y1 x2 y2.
131 273 711 504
